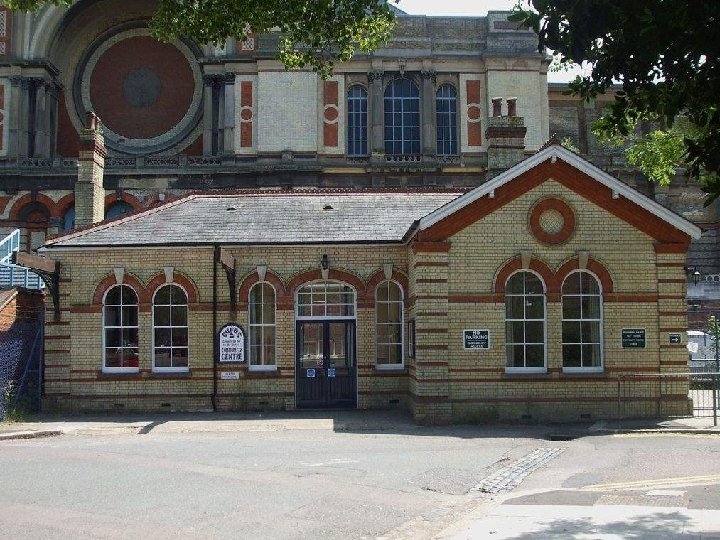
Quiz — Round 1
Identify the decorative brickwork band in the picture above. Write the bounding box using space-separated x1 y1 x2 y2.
0 8 11 57
323 80 339 147
466 80 482 147
240 81 253 148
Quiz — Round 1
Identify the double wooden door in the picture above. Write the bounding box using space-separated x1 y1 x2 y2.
296 320 356 408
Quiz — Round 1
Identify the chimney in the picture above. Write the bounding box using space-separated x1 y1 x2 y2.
75 111 106 227
485 98 527 178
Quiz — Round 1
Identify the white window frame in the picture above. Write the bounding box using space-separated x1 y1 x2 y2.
375 280 405 370
248 281 277 372
561 270 604 373
295 280 357 321
504 270 547 374
102 284 140 374
152 283 190 373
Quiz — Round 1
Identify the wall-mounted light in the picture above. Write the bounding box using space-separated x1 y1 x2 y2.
686 266 702 285
321 254 329 280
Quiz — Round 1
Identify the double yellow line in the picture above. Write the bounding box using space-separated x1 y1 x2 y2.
583 473 720 492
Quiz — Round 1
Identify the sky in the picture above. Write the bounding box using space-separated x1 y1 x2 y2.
395 0 588 83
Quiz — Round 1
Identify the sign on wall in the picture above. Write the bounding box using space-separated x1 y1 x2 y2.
220 371 240 380
464 329 490 350
669 333 682 344
621 328 646 349
218 324 246 363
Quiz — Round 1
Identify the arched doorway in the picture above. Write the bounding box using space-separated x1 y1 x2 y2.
295 280 357 408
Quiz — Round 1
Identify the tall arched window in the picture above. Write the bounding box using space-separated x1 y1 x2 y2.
153 284 189 371
505 271 546 372
436 84 457 155
347 85 368 157
562 271 603 371
384 79 420 155
376 281 404 368
249 282 276 369
103 284 139 372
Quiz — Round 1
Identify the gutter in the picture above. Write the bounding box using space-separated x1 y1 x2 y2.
212 244 218 412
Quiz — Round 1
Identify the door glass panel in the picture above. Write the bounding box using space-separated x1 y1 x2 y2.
300 323 324 368
328 323 347 368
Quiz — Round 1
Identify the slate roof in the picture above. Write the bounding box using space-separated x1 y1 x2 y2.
43 191 463 249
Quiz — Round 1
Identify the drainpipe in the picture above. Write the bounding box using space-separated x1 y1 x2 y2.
212 244 219 412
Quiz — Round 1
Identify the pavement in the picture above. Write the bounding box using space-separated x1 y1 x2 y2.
1 409 719 441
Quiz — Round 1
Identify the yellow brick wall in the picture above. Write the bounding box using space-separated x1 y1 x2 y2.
413 179 690 423
44 179 692 421
45 244 410 413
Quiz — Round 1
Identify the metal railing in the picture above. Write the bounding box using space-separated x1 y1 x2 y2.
618 371 720 426
0 229 20 263
0 229 44 290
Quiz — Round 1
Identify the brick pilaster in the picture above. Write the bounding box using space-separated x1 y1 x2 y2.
410 241 452 423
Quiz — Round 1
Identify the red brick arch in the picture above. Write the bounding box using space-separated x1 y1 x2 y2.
8 193 58 220
286 268 366 298
146 271 199 304
494 255 557 294
555 257 614 294
92 273 145 305
364 268 410 307
105 192 143 212
238 269 287 308
55 193 75 218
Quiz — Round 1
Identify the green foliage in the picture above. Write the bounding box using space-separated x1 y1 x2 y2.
624 129 685 186
709 316 720 349
5 0 397 78
511 0 720 204
559 136 579 154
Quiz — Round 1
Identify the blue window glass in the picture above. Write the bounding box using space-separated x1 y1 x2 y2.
436 85 458 155
105 201 133 220
384 79 420 155
347 85 368 157
62 207 75 232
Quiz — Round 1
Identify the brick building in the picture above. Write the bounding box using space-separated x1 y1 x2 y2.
38 144 701 421
0 2 717 417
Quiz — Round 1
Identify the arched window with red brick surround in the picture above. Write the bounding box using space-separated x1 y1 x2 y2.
561 271 603 372
153 284 189 372
248 282 276 370
103 285 139 372
376 281 404 368
505 271 546 372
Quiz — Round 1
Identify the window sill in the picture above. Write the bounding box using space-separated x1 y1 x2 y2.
247 365 278 373
98 370 141 380
150 370 192 379
561 368 606 377
245 366 280 379
374 365 407 375
503 369 549 378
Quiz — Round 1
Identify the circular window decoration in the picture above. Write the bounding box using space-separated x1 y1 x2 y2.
76 28 203 155
529 198 576 245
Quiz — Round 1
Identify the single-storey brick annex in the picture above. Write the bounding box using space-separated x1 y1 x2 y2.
38 143 701 423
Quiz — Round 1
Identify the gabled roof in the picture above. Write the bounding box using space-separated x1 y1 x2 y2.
42 190 462 249
418 144 702 241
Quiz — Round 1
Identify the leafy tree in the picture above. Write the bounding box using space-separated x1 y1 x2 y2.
5 0 397 78
512 1 720 203
593 118 688 186
708 315 720 371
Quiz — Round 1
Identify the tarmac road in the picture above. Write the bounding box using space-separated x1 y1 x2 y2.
0 414 719 539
